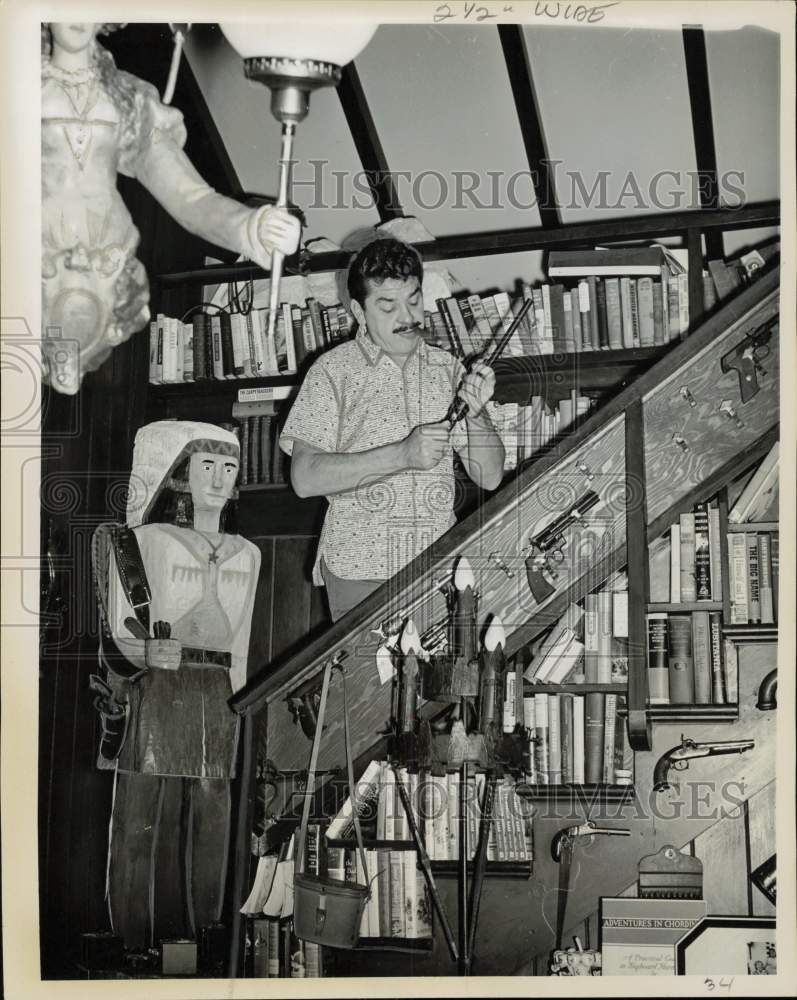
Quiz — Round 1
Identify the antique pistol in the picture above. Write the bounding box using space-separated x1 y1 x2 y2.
525 490 600 603
551 821 630 862
287 650 348 740
720 315 776 403
653 735 755 792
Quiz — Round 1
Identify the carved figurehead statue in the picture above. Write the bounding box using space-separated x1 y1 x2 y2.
41 23 300 394
93 419 261 950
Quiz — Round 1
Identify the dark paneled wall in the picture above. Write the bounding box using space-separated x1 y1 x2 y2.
38 24 251 977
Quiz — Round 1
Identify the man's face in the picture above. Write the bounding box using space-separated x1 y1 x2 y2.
352 276 424 358
188 451 239 512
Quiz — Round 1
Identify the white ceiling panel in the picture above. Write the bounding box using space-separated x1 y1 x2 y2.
354 25 541 237
523 25 698 223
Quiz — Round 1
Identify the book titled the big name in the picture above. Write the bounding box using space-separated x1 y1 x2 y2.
601 897 707 975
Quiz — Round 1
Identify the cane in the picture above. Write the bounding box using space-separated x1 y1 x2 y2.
392 764 459 963
264 122 296 360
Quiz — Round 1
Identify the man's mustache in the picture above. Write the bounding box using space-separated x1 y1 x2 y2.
394 323 422 334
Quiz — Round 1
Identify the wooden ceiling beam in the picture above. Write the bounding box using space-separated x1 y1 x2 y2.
683 26 723 259
337 62 404 222
498 24 561 229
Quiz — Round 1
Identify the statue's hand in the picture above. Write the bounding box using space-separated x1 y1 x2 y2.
145 638 182 671
255 205 301 258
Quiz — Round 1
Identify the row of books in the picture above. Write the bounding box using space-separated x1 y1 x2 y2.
487 393 595 472
426 273 693 359
728 531 778 625
148 299 355 384
327 845 432 940
326 762 533 864
667 501 723 603
236 413 286 487
646 610 735 705
523 581 629 686
250 919 322 978
522 692 633 786
241 823 432 943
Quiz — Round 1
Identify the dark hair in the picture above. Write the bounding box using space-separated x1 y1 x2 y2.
346 238 423 307
145 457 238 533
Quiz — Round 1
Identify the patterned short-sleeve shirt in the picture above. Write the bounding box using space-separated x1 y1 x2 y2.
280 329 467 582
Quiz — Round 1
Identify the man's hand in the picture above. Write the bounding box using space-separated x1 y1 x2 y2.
145 638 182 671
402 421 452 470
459 360 496 419
255 205 301 257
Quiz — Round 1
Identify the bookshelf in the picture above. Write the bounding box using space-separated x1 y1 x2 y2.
181 210 782 977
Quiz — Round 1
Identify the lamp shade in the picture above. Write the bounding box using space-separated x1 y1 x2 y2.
220 22 377 66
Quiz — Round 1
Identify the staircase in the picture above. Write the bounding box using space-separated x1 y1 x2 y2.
229 266 780 975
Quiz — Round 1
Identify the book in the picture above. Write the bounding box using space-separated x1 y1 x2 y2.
572 695 586 784
709 612 726 704
560 693 574 784
691 610 712 704
547 246 668 276
668 614 694 704
679 513 696 602
584 692 605 783
636 277 655 346
189 315 207 382
209 315 223 380
595 278 609 348
569 288 582 351
708 505 722 600
669 523 681 602
549 284 567 353
677 272 689 336
327 760 382 840
628 279 641 347
548 695 562 785
652 280 665 345
758 533 775 623
601 897 707 975
728 532 749 623
584 593 600 683
533 693 549 784
746 533 761 623
693 503 712 600
771 534 779 618
219 312 235 378
596 590 613 683
666 275 681 340
602 693 617 784
577 280 592 349
619 277 634 349
604 277 623 349
646 612 670 704
729 442 779 523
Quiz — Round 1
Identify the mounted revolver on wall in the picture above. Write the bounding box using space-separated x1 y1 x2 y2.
525 490 601 604
720 315 776 403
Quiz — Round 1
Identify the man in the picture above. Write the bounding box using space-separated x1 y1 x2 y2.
280 237 505 621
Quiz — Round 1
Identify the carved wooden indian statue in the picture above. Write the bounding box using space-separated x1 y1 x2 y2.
92 420 260 951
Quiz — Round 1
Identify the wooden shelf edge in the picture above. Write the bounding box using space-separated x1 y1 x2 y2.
515 784 635 804
723 625 778 643
646 602 723 612
647 704 739 721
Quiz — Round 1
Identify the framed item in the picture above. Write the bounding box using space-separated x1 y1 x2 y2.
750 854 776 904
675 916 776 975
